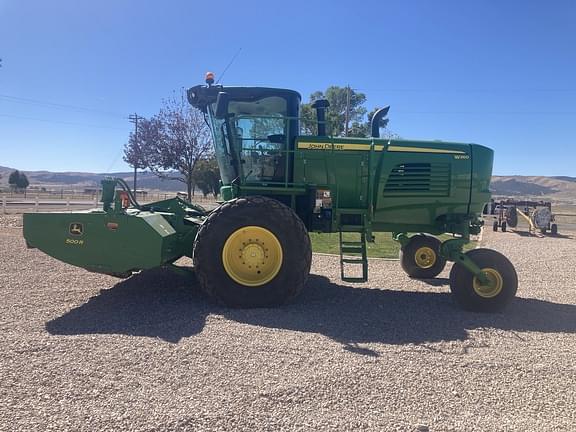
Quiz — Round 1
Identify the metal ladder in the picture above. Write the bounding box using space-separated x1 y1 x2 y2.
337 210 368 283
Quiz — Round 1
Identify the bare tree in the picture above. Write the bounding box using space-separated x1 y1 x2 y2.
126 91 213 201
123 123 150 182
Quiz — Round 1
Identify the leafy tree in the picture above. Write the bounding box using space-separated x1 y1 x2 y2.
300 86 397 139
192 157 220 198
18 173 29 190
127 92 213 201
8 170 19 189
302 86 366 136
8 170 29 192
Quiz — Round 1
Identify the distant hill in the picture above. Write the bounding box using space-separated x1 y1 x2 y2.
491 176 576 204
1 166 575 203
0 166 184 192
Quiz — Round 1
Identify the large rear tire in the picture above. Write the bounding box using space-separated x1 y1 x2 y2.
400 234 447 279
449 248 518 312
505 206 518 228
193 196 312 308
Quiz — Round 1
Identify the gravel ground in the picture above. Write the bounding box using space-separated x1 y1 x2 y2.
1 216 575 431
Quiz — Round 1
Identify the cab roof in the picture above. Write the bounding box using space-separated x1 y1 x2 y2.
187 85 301 113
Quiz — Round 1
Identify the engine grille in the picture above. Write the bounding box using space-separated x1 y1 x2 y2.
383 163 451 196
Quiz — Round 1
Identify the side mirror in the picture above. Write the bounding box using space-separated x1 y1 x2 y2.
215 92 230 119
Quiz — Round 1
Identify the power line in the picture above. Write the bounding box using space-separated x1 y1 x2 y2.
394 110 576 115
354 87 576 93
0 93 126 117
0 113 129 130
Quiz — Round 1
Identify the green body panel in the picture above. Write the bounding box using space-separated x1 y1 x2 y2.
23 189 205 276
234 134 492 236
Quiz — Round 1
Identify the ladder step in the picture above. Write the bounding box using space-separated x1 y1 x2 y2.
341 258 365 264
342 276 368 283
337 208 368 214
339 224 365 232
341 246 364 254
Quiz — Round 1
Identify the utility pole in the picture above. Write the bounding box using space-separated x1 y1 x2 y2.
344 85 351 137
128 113 142 194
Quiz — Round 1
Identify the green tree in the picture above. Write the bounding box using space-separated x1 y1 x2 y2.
8 170 29 192
302 86 366 136
300 86 397 139
192 157 221 198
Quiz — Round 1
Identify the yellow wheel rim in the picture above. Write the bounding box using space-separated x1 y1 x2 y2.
414 246 437 269
222 226 283 287
473 268 504 298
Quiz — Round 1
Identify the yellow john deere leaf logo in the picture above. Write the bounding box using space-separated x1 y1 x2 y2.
69 223 84 236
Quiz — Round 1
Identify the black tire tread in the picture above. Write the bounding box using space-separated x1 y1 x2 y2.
193 196 311 307
449 248 518 312
400 234 447 279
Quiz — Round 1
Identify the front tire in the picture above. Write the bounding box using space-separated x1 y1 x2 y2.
193 196 312 308
449 248 518 312
400 234 447 279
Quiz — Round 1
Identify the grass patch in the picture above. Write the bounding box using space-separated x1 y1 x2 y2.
309 232 476 259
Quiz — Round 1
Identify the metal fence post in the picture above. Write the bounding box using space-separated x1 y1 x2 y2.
2 196 6 214
66 198 70 212
35 195 39 212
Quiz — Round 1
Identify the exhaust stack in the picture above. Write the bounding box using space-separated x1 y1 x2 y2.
312 99 330 136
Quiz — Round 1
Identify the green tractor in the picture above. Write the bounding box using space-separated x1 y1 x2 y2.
23 74 517 312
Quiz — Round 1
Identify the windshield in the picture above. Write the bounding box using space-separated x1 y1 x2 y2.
208 96 291 185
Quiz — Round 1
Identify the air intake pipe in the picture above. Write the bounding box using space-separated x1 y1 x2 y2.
311 99 330 136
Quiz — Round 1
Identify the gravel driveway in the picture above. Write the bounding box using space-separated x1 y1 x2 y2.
1 215 575 431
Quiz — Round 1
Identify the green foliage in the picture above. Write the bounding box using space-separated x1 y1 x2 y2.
8 170 29 191
308 86 366 136
300 86 396 138
192 157 220 197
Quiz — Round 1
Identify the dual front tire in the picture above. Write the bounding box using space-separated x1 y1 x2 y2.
401 234 518 312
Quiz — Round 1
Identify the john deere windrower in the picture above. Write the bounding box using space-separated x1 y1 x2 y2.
23 73 518 312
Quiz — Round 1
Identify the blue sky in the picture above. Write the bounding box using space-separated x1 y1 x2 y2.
0 0 575 175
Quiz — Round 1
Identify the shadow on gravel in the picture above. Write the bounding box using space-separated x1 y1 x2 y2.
510 230 573 239
418 277 450 287
46 268 214 343
47 271 576 349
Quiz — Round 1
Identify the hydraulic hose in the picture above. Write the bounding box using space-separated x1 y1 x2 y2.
115 178 142 209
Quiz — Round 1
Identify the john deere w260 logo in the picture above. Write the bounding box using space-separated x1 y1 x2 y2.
69 223 84 236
